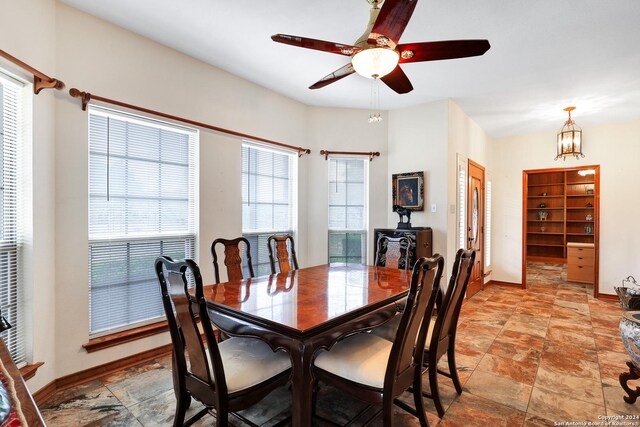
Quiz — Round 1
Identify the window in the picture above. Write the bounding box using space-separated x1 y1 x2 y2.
241 143 297 276
485 174 492 271
88 107 197 336
457 154 467 250
0 71 26 365
328 158 368 264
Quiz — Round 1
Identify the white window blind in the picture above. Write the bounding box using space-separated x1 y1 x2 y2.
457 155 468 250
88 107 197 335
328 158 367 264
0 71 26 365
242 143 296 276
485 174 492 270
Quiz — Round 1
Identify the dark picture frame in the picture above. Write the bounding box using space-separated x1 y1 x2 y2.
392 171 424 211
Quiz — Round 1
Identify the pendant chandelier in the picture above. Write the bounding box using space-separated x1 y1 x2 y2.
555 106 584 161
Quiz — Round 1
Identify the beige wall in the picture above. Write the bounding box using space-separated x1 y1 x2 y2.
447 100 493 283
306 107 389 266
491 119 640 294
0 0 58 392
387 101 449 265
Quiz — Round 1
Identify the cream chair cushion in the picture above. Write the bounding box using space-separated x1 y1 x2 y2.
313 333 392 389
215 337 291 393
371 315 436 349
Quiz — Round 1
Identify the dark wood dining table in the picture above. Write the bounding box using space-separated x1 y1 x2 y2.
202 263 412 427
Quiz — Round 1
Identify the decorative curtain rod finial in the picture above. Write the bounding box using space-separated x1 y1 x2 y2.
69 88 92 111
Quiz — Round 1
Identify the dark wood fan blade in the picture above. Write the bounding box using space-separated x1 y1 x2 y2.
381 66 413 94
369 0 419 46
271 34 358 56
397 40 490 63
309 63 356 89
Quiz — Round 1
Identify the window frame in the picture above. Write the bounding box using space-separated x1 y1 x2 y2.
327 156 369 265
87 106 198 337
241 141 298 277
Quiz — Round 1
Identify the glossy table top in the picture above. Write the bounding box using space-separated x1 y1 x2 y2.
203 264 411 334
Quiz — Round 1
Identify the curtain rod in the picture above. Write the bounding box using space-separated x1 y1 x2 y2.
0 49 65 94
68 88 311 157
319 150 380 161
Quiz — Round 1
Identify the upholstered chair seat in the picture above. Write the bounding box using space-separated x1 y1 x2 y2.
314 333 392 388
217 337 291 393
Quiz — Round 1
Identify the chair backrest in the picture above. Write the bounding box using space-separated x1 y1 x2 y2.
430 249 476 360
385 255 444 393
155 256 227 407
267 234 299 274
211 237 254 284
375 235 411 270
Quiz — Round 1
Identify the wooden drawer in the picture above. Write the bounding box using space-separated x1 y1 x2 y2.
567 264 594 283
568 253 594 266
567 246 595 260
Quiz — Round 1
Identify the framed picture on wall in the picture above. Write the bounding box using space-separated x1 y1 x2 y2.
392 171 424 211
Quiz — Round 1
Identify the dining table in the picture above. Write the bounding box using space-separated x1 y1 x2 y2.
202 263 412 427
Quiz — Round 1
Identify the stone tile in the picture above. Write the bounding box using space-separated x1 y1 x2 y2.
602 382 640 416
502 319 547 338
439 393 525 427
463 370 532 412
599 350 633 385
594 331 626 354
488 340 541 365
104 362 174 407
535 365 605 407
494 329 546 352
542 340 599 364
528 385 605 423
546 327 597 351
540 348 601 380
476 353 538 386
40 380 140 427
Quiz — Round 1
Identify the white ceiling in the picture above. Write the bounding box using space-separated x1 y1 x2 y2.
60 0 640 137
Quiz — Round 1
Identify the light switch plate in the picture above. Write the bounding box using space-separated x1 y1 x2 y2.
431 203 437 213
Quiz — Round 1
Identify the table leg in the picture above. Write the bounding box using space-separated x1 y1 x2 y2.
290 340 315 427
620 361 640 404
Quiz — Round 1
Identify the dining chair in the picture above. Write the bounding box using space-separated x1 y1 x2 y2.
155 256 292 427
267 234 299 274
421 249 475 417
211 237 254 284
375 235 411 270
312 254 445 426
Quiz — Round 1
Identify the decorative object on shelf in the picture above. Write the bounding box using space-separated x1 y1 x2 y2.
584 225 593 234
586 214 593 221
540 226 546 232
539 203 546 208
619 309 640 403
587 188 594 194
616 276 640 311
538 210 549 220
392 171 424 211
555 106 584 161
540 192 547 196
586 202 593 207
393 205 412 229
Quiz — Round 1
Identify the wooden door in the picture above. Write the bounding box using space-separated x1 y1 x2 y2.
467 160 484 297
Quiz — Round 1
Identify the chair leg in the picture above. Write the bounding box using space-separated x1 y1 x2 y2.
382 394 395 427
447 346 463 395
428 362 445 418
412 375 429 427
173 390 190 427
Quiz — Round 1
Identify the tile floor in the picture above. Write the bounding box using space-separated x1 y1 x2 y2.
40 262 639 426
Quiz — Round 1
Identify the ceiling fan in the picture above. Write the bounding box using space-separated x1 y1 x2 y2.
271 0 490 94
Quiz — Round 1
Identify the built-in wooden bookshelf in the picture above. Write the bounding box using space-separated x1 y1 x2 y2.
523 166 599 262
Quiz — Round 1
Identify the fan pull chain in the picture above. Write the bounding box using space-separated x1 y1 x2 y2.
368 79 382 123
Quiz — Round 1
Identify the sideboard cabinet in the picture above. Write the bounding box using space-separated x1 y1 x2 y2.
373 227 433 269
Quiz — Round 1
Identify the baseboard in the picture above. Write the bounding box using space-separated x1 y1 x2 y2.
33 343 172 406
485 280 523 288
597 293 618 302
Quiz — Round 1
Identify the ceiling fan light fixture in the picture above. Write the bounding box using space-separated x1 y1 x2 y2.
351 48 399 79
555 106 584 161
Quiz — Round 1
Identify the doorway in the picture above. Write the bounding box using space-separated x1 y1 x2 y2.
521 166 600 297
466 160 485 297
